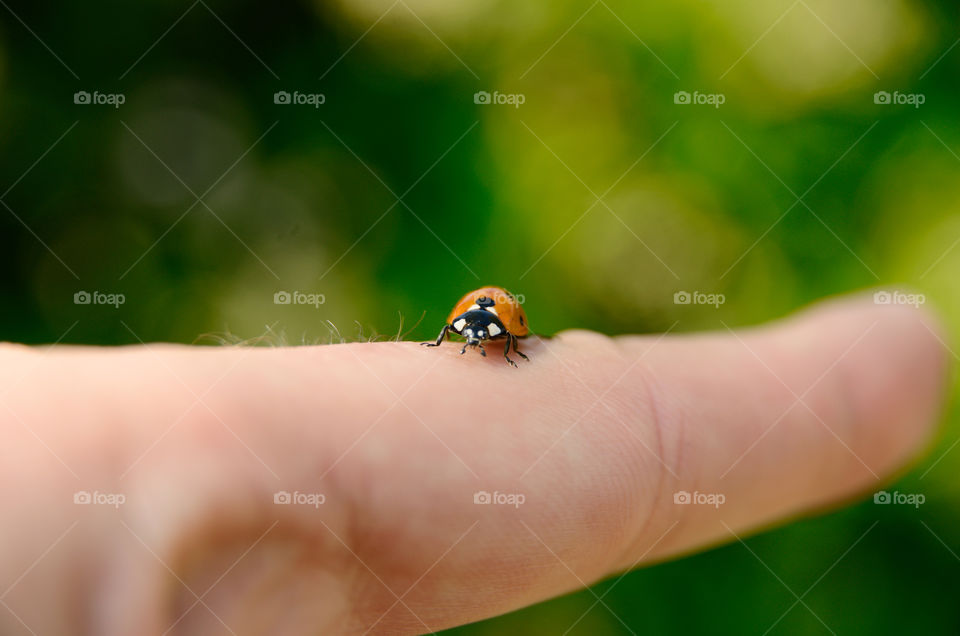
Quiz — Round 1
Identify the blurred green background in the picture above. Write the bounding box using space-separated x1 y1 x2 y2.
2 0 959 633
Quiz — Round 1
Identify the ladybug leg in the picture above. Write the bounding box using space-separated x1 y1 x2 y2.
421 324 450 347
478 343 486 357
460 342 468 355
503 335 518 368
513 334 530 361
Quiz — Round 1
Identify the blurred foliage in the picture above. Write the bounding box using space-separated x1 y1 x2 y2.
1 0 959 633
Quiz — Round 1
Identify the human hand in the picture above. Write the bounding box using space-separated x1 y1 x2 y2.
0 292 948 635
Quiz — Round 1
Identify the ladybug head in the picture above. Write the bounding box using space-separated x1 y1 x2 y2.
452 309 503 345
461 323 488 346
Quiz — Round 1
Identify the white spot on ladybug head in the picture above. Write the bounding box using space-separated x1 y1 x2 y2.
468 304 480 311
484 305 498 316
487 323 501 337
453 318 467 332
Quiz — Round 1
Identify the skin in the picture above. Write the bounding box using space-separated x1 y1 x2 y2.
0 292 949 635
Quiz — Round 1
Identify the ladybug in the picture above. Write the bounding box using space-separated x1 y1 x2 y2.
422 286 530 366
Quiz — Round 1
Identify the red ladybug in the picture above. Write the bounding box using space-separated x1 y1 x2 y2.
422 286 530 366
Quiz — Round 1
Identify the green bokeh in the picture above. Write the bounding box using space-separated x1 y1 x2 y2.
1 0 959 633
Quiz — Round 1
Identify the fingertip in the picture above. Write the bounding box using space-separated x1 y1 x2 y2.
785 291 951 471
836 294 951 475
597 291 954 565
